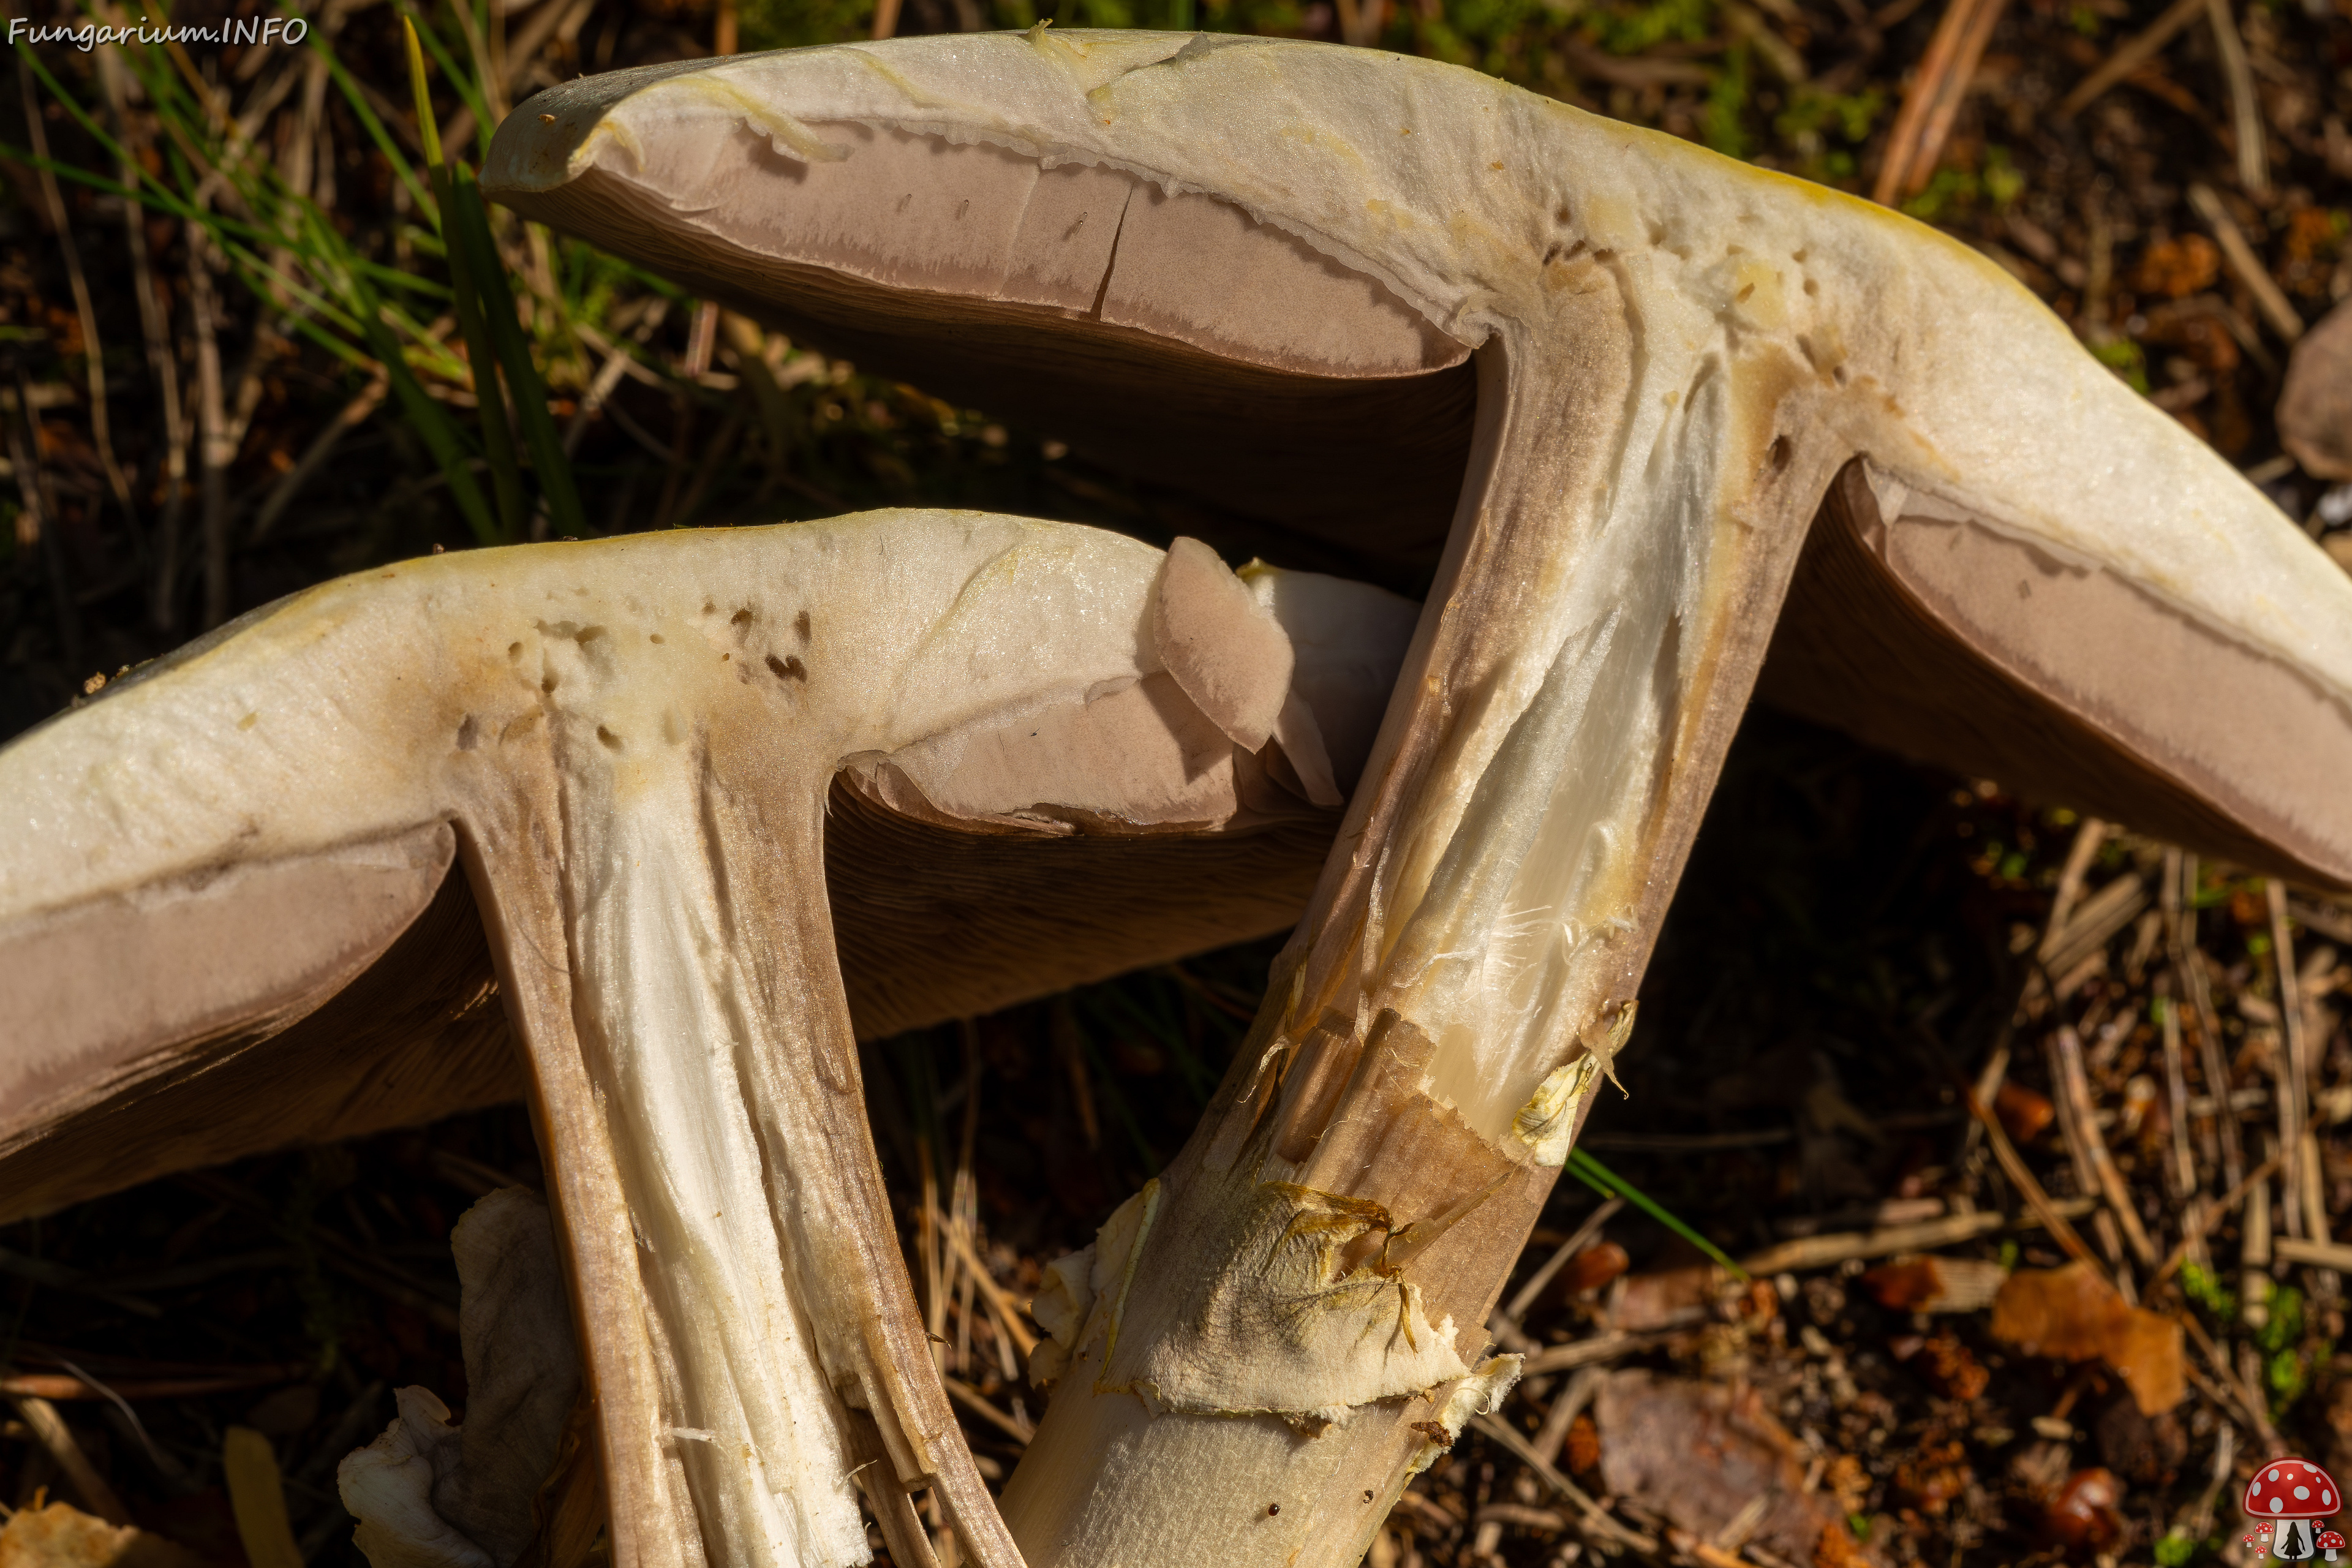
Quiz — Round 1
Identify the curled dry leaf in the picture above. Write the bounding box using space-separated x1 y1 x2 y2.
339 1188 579 1568
2280 299 2352 481
1995 1082 2057 1145
1607 1264 1737 1333
1551 1240 1631 1299
1890 1330 1990 1401
2041 1467 2125 1553
0 1502 198 1568
1593 1370 1871 1566
1861 1253 2007 1314
1989 1262 2185 1415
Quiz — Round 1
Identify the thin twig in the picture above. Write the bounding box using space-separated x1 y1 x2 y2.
2159 849 2201 1204
1520 1331 1678 1374
2187 183 2303 341
9 1394 129 1524
1740 1194 2097 1276
2269 880 2309 1239
2288 1138 2340 1297
187 227 235 630
0 1371 297 1401
920 1139 947 1377
2203 0 2268 196
250 374 388 543
2056 0 2205 117
7 365 82 677
96 47 190 637
1871 0 2007 204
2052 1027 2158 1268
2178 1308 2281 1452
1470 1412 1662 1558
953 1024 982 1378
18 58 134 530
940 1216 1037 1361
940 1376 1031 1444
2153 1150 2282 1286
2277 1235 2352 1271
1964 1087 2106 1273
1530 1365 1604 1468
2182 856 2247 1191
1504 1199 1626 1324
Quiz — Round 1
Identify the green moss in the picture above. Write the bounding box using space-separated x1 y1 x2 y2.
1774 84 1885 145
2180 1259 2238 1321
2090 337 2151 396
1702 43 1751 159
1594 0 1713 55
1983 146 2026 209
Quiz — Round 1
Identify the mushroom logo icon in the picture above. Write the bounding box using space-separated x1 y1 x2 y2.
2246 1460 2343 1560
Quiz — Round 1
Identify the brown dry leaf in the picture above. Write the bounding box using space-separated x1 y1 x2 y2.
2042 1468 2125 1551
1594 1371 1871 1566
1989 1262 2185 1414
1862 1254 2007 1314
2281 299 2352 480
2132 235 2222 300
1914 1333 1992 1401
338 1189 582 1568
1891 1437 1972 1515
1994 1082 2056 1144
1609 1265 1732 1332
1991 1261 2128 1361
1556 1242 1630 1297
0 1502 199 1568
2105 1304 2188 1416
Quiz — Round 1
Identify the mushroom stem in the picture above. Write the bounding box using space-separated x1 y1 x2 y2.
1004 292 1827 1567
482 737 1012 1568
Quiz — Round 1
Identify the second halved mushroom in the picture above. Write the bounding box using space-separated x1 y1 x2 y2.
0 512 1414 1568
483 31 2352 1568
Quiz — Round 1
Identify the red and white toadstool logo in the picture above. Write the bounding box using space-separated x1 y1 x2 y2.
2245 1460 2343 1561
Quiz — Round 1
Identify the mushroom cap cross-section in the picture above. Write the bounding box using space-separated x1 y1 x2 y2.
0 512 1417 1568
2248 1461 2342 1521
480 30 2352 1568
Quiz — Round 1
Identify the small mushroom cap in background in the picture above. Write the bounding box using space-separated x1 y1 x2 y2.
2280 298 2352 482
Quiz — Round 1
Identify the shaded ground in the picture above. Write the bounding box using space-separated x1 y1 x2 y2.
2 0 2350 1564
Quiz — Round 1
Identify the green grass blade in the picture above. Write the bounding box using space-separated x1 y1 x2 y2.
352 280 500 546
404 17 446 169
399 4 493 160
1566 1148 1749 1281
451 162 585 536
434 169 526 540
408 29 522 539
310 34 435 217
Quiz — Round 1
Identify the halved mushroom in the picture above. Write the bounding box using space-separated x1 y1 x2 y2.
0 513 1416 1568
483 29 2352 1568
